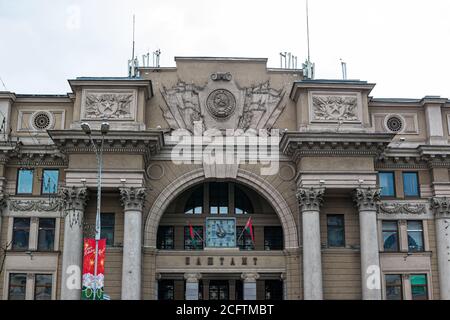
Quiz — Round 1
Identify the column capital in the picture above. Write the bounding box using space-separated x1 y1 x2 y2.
430 197 450 219
59 186 89 211
353 187 380 211
241 272 260 282
296 187 325 212
184 273 202 283
119 187 147 211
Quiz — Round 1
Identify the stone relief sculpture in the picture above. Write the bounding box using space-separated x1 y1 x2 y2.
160 77 285 133
312 95 358 122
84 92 134 120
238 82 286 131
160 82 203 133
379 202 427 215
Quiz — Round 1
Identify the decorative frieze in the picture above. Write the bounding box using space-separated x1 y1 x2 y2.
430 197 450 219
296 187 325 212
379 202 427 215
119 187 147 211
9 199 60 212
353 187 381 211
82 90 136 121
311 95 359 122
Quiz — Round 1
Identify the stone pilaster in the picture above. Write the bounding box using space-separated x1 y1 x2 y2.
241 272 259 300
297 187 324 300
119 187 146 300
353 187 382 300
430 197 450 299
184 273 202 300
59 186 89 300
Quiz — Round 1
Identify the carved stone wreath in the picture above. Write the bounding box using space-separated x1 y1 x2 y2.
312 95 359 122
206 89 236 120
379 202 427 215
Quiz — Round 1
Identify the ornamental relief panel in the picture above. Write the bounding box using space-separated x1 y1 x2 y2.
81 89 137 121
309 92 362 124
377 200 432 219
160 73 286 133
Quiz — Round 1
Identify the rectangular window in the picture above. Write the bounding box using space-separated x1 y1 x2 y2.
12 218 30 251
265 280 284 300
8 273 27 300
410 274 428 300
236 226 254 250
403 172 419 197
41 169 59 194
17 169 34 194
407 221 424 252
264 226 283 250
184 226 204 250
209 280 229 300
158 280 174 300
210 183 228 215
327 215 345 247
34 274 53 300
37 218 55 251
379 172 395 197
382 221 399 252
385 274 403 300
157 226 174 250
100 213 115 247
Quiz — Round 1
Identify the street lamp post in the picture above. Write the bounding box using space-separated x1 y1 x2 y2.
81 122 109 300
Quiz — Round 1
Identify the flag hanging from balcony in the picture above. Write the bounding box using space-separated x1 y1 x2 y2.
82 238 106 300
244 217 255 243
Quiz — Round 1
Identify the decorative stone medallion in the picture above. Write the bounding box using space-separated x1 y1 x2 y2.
206 89 236 120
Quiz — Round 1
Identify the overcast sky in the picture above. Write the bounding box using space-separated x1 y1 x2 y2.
1 0 449 98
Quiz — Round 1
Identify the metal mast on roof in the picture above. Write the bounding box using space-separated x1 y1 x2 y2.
128 15 139 77
302 0 315 80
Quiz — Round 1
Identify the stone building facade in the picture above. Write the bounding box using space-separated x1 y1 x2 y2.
0 57 449 300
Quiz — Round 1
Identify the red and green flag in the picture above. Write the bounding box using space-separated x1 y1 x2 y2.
244 217 255 243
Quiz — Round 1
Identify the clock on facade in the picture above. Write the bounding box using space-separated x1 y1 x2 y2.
205 218 236 248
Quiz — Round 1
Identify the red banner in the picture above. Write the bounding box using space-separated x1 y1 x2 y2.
82 238 106 300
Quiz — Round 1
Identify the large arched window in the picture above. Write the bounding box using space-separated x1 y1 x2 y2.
184 185 203 214
235 185 253 214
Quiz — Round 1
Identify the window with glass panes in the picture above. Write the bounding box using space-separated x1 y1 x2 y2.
379 172 395 197
41 169 59 194
264 226 283 250
382 221 399 252
8 273 27 300
34 274 53 300
410 274 428 300
157 226 174 250
236 226 254 250
12 218 30 250
235 185 253 214
407 221 424 252
327 215 345 247
209 182 228 215
184 226 204 250
100 213 115 246
184 185 203 214
37 218 55 251
385 274 402 300
17 169 34 194
403 172 419 197
158 280 174 300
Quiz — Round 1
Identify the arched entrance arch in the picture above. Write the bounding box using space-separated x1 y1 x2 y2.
144 168 299 249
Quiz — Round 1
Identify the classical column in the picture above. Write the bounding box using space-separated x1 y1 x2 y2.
353 188 382 300
241 272 259 300
120 187 146 300
297 187 324 300
430 197 450 299
184 273 202 300
59 186 89 300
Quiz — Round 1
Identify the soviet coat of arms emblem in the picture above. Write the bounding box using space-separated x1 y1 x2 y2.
206 89 236 120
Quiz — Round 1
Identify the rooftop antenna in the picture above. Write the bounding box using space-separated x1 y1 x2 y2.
0 76 7 91
340 59 348 80
306 0 311 63
128 14 138 77
302 0 315 80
